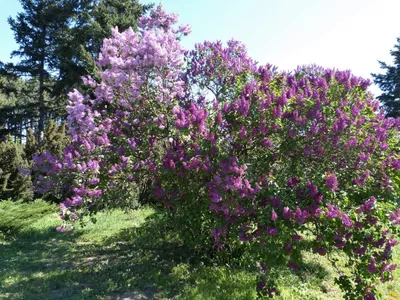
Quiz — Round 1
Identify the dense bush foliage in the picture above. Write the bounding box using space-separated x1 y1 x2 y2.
32 6 400 299
0 137 33 201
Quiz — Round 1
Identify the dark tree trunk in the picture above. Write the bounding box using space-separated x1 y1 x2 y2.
38 25 47 145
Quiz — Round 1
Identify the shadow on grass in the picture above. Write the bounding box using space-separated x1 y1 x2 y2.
0 212 205 299
0 210 339 300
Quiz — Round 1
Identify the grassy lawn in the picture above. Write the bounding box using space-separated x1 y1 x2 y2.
0 200 399 300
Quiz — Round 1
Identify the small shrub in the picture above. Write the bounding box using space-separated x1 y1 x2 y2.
0 137 33 201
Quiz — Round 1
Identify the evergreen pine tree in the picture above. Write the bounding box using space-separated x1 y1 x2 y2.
8 0 78 142
42 120 70 157
372 37 400 117
0 136 33 201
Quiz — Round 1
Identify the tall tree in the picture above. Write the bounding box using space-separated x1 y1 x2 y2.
372 37 400 117
8 0 78 142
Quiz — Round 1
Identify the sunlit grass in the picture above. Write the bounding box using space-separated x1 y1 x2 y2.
0 199 399 299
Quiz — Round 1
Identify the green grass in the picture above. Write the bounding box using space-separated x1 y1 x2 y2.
0 200 399 300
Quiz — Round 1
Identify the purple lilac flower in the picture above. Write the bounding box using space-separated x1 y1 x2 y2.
270 196 281 207
353 245 367 256
389 210 400 225
326 204 340 219
341 213 353 228
325 172 339 191
282 207 293 220
314 247 327 256
285 241 293 254
367 258 377 273
357 196 376 214
211 227 226 242
334 240 346 248
256 281 266 291
295 207 308 224
239 232 252 242
262 138 273 148
288 176 300 189
288 261 300 272
291 234 303 241
266 227 279 236
271 209 278 221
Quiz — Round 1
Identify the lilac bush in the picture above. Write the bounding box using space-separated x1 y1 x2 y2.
32 6 400 299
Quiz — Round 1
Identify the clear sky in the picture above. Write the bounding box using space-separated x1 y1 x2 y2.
1 0 400 96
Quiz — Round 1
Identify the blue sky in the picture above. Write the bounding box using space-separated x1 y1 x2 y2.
0 0 22 63
1 0 400 96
